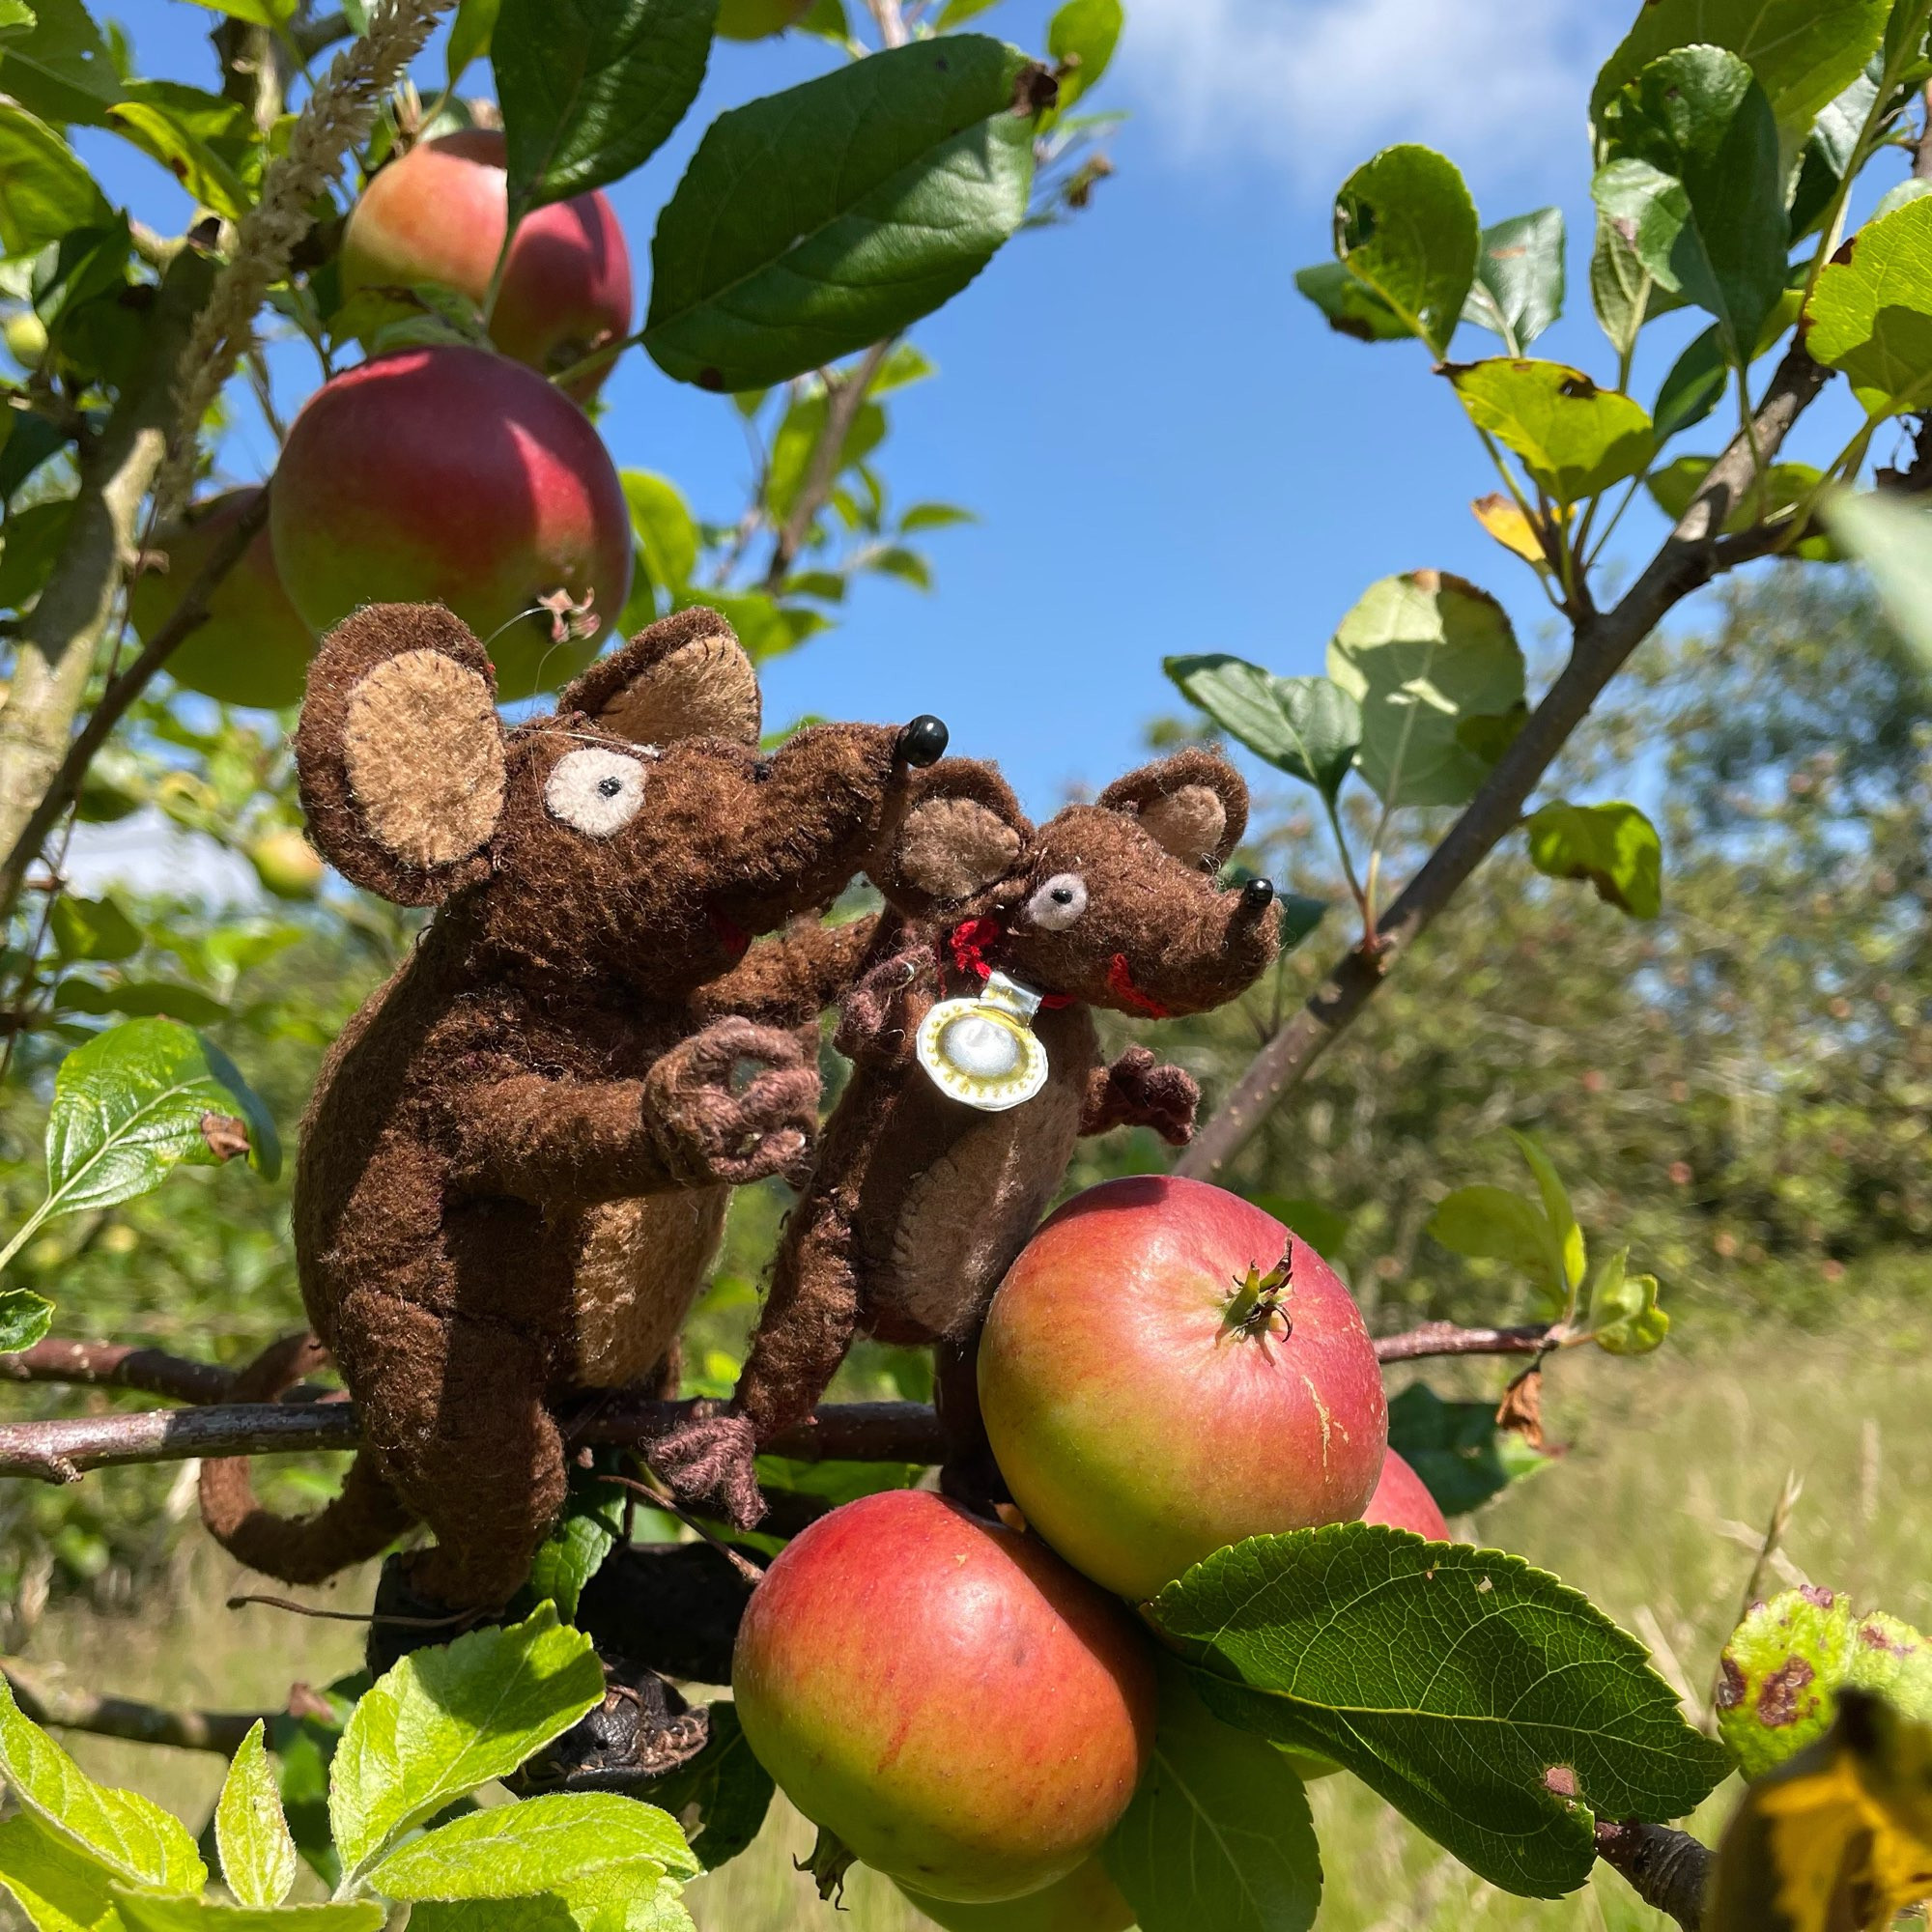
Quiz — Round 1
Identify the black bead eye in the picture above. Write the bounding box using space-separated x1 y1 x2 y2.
1050 886 1074 905
596 776 623 799
1027 872 1088 929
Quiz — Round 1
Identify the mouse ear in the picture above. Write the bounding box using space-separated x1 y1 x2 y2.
1096 749 1249 867
559 606 761 747
873 759 1030 917
295 603 506 907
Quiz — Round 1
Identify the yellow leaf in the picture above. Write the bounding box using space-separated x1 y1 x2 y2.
1470 493 1568 568
1710 1690 1932 1931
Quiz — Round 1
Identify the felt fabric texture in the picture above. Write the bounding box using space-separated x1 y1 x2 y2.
651 752 1282 1528
197 1332 415 1584
200 600 944 1611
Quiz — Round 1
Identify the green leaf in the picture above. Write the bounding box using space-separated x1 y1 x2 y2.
644 37 1039 392
1274 893 1326 952
327 1605 606 1882
526 1476 625 1622
114 1903 384 1932
629 1704 774 1871
620 470 699 598
495 0 716 216
369 1791 695 1899
0 0 121 128
0 409 67 507
1103 1658 1321 1932
1428 1183 1557 1281
1590 0 1889 156
1445 358 1656 505
1827 490 1932 663
0 1673 205 1893
1719 1587 1932 1780
33 1016 278 1232
1462 208 1565 355
104 82 255 223
1524 800 1663 920
1044 0 1120 120
1386 1383 1549 1516
1805 193 1932 415
1588 208 1688 360
0 1811 128 1932
50 895 141 964
214 1722 296 1910
0 3 36 39
1654 324 1728 440
446 0 499 84
1324 572 1525 810
898 500 974 532
1647 454 1836 556
1873 176 1932 221
174 0 298 27
1583 1247 1670 1355
1163 656 1361 802
0 1287 54 1350
0 103 110 258
1331 144 1480 356
1593 47 1788 363
673 587 824 662
1148 1526 1731 1899
1791 64 1881 240
1510 1130 1586 1295
52 980 231 1028
1293 260 1410 343
0 497 77 611
766 389 886 523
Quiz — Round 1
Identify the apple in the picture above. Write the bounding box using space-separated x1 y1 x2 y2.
717 0 813 36
269 345 632 699
978 1176 1388 1601
340 130 632 400
4 311 46 368
247 829 324 901
732 1489 1155 1905
129 489 317 710
898 1858 1136 1932
1361 1446 1451 1540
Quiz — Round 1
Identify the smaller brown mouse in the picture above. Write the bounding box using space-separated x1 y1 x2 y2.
651 749 1281 1526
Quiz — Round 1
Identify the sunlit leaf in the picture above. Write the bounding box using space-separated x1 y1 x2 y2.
1805 194 1932 416
1462 207 1565 355
1446 358 1655 505
1164 656 1360 802
214 1722 297 1909
1524 799 1663 919
1331 144 1480 356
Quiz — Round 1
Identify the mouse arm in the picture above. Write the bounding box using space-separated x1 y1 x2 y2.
1080 1044 1200 1147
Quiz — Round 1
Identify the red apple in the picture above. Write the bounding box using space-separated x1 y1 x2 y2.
732 1489 1155 1905
1361 1446 1450 1540
979 1176 1388 1601
129 489 316 709
898 1858 1136 1931
340 130 632 399
270 345 631 698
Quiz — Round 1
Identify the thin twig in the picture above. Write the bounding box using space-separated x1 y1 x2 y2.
760 339 897 592
1178 342 1833 1181
1371 1321 1551 1363
0 1396 948 1483
0 1338 236 1406
3 1657 271 1756
0 489 272 910
608 1469 766 1584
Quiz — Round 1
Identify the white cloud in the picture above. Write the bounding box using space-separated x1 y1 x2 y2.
1118 0 1622 192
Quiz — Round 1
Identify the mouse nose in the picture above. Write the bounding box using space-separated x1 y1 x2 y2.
896 716 949 768
1240 876 1276 912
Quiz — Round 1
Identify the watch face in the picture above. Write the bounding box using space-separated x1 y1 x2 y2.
916 994 1049 1112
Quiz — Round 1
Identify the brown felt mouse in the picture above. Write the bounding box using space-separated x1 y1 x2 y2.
198 600 949 1613
650 749 1281 1527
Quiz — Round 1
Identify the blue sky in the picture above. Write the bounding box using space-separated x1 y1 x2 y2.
79 0 1905 830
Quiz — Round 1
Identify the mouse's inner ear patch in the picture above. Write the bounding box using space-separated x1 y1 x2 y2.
1137 784 1228 868
343 647 506 868
898 797 1024 903
591 632 761 748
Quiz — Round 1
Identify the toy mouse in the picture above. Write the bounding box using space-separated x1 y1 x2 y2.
651 749 1281 1527
199 600 949 1615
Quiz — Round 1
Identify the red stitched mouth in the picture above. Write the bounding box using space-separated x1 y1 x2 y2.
940 918 1074 1009
709 908 752 958
1106 952 1170 1020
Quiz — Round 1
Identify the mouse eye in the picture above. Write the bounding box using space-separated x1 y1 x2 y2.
546 747 648 837
1027 872 1088 929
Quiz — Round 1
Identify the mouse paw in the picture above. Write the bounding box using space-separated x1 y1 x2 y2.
651 1413 767 1530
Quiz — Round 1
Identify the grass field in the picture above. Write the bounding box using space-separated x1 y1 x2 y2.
7 1319 1929 1930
